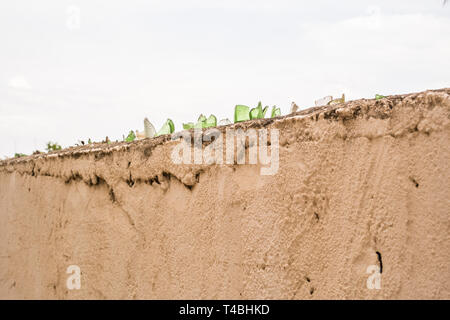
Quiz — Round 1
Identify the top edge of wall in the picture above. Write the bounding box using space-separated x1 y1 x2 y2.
1 88 449 167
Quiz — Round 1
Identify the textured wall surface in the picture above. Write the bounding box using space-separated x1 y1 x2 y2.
0 89 449 299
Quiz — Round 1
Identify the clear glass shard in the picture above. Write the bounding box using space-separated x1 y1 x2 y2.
218 118 232 126
144 118 156 138
315 96 333 106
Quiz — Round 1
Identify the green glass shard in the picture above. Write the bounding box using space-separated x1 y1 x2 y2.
250 102 264 119
14 153 27 158
125 130 136 142
168 119 175 133
183 122 195 130
185 114 218 129
197 114 207 123
375 94 386 100
194 121 204 129
328 93 345 105
156 119 175 136
249 108 260 119
46 142 62 151
189 114 211 129
271 106 281 118
205 114 217 128
234 105 250 123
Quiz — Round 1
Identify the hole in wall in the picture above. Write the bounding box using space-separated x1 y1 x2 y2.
126 172 135 187
409 177 419 188
109 188 116 203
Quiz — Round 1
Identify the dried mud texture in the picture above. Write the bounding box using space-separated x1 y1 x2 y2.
0 88 449 299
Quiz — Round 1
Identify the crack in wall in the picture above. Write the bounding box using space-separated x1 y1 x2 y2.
376 251 383 274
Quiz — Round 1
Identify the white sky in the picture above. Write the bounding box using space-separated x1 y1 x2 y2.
1 0 449 157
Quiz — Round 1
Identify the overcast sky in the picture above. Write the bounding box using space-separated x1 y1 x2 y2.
1 0 449 157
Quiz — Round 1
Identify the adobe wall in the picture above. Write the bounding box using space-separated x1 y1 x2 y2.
0 89 449 299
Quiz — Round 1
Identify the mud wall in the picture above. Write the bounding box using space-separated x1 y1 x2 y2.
0 89 449 299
